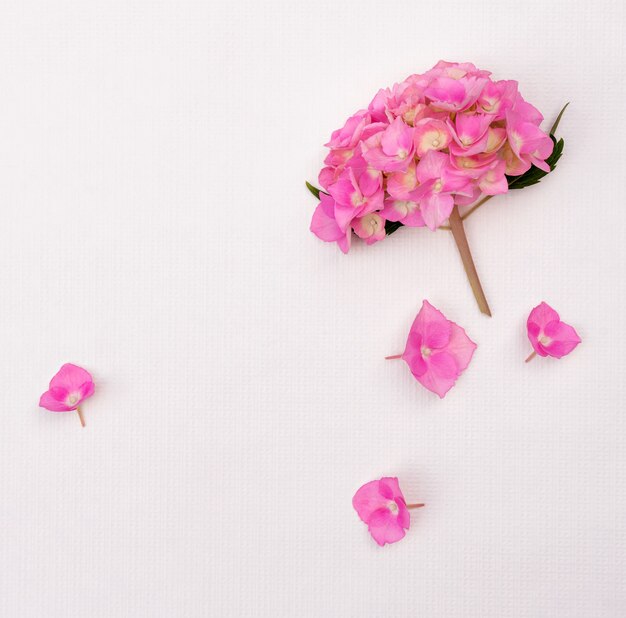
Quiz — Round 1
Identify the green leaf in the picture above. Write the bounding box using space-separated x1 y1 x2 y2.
549 102 569 136
506 135 564 190
385 220 404 236
305 181 322 199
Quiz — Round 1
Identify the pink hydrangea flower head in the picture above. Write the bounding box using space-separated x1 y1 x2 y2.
39 363 95 426
310 60 560 257
526 302 581 360
390 300 477 398
352 477 412 546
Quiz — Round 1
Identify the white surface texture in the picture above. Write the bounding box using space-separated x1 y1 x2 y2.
1 1 625 616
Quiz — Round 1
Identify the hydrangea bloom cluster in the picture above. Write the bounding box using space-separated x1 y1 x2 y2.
310 60 554 252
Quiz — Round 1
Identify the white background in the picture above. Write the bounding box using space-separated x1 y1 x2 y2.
0 1 625 616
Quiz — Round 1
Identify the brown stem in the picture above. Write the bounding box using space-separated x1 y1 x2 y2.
460 195 493 221
385 354 402 360
525 351 537 363
76 407 86 427
406 503 425 509
448 206 492 316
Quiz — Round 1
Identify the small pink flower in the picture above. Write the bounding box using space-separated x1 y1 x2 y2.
39 363 95 427
477 79 518 118
506 109 553 172
328 164 383 232
325 110 371 150
413 118 452 157
353 212 386 245
477 160 508 195
448 112 494 157
387 300 477 398
380 197 424 227
525 302 581 362
362 117 415 172
414 151 472 230
352 477 424 546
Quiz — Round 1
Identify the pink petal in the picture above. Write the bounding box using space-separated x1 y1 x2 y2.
310 195 344 242
423 320 451 350
420 192 454 231
381 117 414 156
396 500 410 529
337 231 351 254
403 350 428 378
379 477 403 500
417 365 458 399
49 363 93 393
445 322 477 372
428 351 459 379
367 508 407 546
527 302 560 330
79 381 95 400
411 300 452 349
39 389 72 412
543 321 581 358
415 150 447 183
352 480 387 523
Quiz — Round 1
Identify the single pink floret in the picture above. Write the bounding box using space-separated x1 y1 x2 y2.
526 302 581 360
39 363 95 425
352 477 412 546
390 300 477 398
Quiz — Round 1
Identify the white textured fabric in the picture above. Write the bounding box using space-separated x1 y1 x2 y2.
0 1 625 616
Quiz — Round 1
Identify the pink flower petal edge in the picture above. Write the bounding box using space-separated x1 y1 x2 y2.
526 302 581 360
39 364 95 424
353 477 423 546
389 300 477 398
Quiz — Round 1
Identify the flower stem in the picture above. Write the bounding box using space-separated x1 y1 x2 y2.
525 351 537 363
448 206 492 316
385 354 402 360
76 406 85 427
406 503 425 509
460 195 493 221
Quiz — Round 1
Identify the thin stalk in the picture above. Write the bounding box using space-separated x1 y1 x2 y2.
448 206 492 316
76 406 86 427
406 503 425 509
525 351 537 363
461 195 493 221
